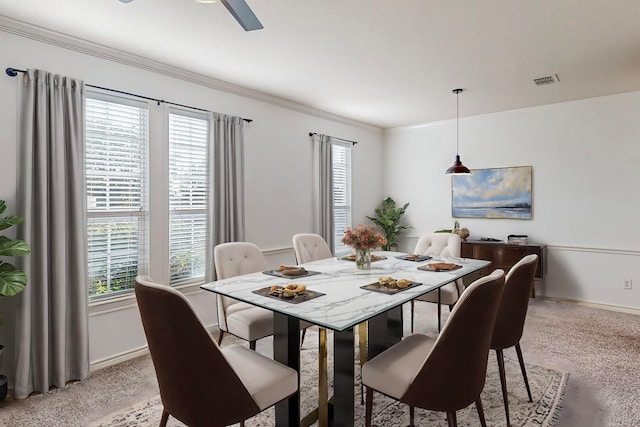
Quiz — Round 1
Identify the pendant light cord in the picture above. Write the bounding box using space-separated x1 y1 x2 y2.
453 88 463 155
456 90 460 155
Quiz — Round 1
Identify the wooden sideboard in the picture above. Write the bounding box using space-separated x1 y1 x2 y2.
460 240 545 295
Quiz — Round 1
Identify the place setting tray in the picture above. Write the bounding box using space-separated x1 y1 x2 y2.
252 285 325 304
395 254 432 262
262 267 321 279
417 262 462 272
361 279 422 295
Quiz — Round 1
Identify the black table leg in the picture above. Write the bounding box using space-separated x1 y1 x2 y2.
274 312 300 426
367 306 403 359
333 328 355 427
438 287 442 332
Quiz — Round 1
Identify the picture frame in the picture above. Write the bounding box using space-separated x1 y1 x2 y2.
452 166 532 219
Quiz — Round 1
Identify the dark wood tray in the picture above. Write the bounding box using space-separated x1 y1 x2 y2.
262 269 321 279
418 263 462 272
395 254 432 262
360 281 421 295
252 286 325 304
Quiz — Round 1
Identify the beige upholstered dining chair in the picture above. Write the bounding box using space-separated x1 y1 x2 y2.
135 276 298 427
411 232 464 331
215 241 309 350
214 242 274 350
292 233 333 264
291 233 333 346
491 254 539 427
362 269 505 427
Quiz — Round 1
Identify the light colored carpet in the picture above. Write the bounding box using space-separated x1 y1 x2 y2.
90 335 566 427
0 299 638 426
520 300 640 427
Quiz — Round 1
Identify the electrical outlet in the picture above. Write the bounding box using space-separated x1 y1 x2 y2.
623 279 632 290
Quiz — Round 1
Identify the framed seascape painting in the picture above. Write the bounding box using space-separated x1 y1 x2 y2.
452 166 532 219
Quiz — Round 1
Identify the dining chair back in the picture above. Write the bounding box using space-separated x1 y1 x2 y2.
362 269 505 427
414 232 462 258
292 233 333 264
135 276 297 427
412 232 464 331
214 242 271 349
214 242 268 279
491 254 539 427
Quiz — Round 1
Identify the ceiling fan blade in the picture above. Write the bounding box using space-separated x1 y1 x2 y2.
220 0 263 31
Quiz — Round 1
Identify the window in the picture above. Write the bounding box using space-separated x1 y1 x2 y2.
168 111 208 284
332 142 352 255
86 94 149 297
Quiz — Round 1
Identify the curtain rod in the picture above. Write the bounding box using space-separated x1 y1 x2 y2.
308 132 358 145
5 67 253 123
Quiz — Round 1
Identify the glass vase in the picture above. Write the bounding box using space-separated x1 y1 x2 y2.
355 248 371 270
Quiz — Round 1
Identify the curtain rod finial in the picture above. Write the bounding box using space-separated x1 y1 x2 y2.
5 67 26 77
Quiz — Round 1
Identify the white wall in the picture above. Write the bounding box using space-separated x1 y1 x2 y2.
383 93 640 309
0 21 383 378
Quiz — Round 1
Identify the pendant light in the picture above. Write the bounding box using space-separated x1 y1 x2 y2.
446 88 471 175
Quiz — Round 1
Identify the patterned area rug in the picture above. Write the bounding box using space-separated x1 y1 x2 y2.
92 330 567 427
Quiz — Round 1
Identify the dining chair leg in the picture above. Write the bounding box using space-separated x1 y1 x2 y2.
410 300 415 333
217 330 225 346
365 387 373 427
300 328 307 348
249 340 256 351
437 288 442 332
515 342 533 402
446 411 457 427
476 397 487 427
409 405 415 426
240 421 245 427
495 348 511 427
159 409 169 427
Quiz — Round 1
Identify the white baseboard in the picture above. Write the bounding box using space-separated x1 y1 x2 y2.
538 296 640 316
90 346 149 373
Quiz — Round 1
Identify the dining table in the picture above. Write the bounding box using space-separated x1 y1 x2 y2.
201 251 491 427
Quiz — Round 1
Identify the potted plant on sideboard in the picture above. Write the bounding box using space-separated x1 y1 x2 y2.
0 199 31 400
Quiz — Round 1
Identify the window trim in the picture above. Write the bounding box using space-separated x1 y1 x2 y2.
332 140 352 255
167 108 210 285
85 89 150 302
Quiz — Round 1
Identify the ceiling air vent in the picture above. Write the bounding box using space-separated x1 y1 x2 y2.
533 74 560 86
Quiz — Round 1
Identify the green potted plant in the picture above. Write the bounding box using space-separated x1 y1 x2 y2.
0 199 31 400
366 197 412 251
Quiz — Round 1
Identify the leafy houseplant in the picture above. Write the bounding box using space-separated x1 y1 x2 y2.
366 197 412 251
0 199 32 326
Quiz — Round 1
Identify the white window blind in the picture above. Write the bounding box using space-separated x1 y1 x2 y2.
86 94 149 297
169 112 208 284
332 142 352 255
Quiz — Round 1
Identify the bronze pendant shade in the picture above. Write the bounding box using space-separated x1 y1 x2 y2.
446 88 471 175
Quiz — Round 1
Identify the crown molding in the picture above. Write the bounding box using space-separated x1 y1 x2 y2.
0 15 381 133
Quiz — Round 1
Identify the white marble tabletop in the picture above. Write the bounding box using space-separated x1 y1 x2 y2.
200 251 490 331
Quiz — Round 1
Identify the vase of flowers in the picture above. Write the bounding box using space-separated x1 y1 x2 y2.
355 248 372 270
341 225 387 270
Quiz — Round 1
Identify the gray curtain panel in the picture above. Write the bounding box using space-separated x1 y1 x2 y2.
14 69 89 399
312 134 334 251
205 113 246 281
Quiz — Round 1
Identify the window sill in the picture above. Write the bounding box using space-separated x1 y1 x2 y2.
89 280 207 316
